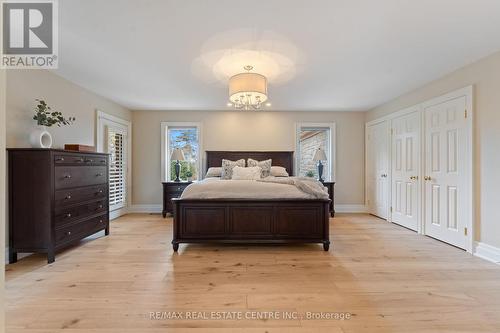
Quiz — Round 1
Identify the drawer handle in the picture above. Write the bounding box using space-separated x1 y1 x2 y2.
66 213 72 218
97 189 104 194
66 231 72 236
65 195 72 200
56 157 65 162
64 174 72 179
100 160 106 164
96 173 104 177
85 159 94 163
75 158 84 163
99 219 104 223
97 204 103 209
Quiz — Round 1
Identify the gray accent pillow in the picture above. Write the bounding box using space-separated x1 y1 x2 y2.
221 159 245 180
206 167 222 178
247 158 272 178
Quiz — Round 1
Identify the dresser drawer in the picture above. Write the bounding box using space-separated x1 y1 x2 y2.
166 184 189 193
55 199 108 227
55 154 108 166
166 191 183 198
55 214 108 246
55 185 107 207
55 166 107 189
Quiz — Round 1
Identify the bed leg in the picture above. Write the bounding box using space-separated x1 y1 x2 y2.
323 241 330 251
172 242 179 252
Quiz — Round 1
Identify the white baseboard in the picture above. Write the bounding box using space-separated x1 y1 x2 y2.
335 204 367 213
474 241 500 264
128 204 162 214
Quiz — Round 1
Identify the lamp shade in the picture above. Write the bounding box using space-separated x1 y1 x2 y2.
229 72 268 105
170 148 185 161
313 148 327 161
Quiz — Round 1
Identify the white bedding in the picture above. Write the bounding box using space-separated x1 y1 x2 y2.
181 177 329 200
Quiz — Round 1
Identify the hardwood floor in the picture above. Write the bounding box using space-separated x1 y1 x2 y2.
5 213 500 332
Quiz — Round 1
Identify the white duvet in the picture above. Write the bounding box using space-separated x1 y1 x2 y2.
180 177 329 200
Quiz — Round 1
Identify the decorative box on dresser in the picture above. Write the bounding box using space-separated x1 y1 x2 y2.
162 181 192 217
7 149 110 263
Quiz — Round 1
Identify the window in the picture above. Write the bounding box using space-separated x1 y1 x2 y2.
108 128 126 209
296 123 336 181
96 111 131 219
161 122 202 182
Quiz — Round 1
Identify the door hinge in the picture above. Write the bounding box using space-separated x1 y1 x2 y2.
464 109 468 118
390 206 393 213
464 227 468 236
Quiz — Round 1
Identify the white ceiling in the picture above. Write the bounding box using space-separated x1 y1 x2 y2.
55 0 500 111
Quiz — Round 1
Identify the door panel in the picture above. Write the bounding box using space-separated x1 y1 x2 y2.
391 110 420 231
424 96 467 249
366 121 389 219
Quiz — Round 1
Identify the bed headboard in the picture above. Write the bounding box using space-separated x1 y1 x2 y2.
206 151 294 175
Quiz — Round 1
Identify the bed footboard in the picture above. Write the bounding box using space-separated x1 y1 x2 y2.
171 198 331 251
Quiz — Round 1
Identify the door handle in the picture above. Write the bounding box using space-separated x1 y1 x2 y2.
410 176 418 180
424 176 432 181
381 174 387 178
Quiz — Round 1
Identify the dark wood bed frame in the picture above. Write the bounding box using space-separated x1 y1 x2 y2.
171 151 331 252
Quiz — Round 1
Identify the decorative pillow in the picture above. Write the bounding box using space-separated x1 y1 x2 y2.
247 158 272 178
270 166 289 177
206 167 222 178
231 166 262 180
221 159 245 180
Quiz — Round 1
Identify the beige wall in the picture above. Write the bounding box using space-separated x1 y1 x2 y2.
132 111 366 206
6 70 131 148
366 50 500 249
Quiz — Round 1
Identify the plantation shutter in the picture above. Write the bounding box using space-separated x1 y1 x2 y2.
107 126 126 210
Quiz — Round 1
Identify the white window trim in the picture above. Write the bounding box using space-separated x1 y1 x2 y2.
96 110 132 220
161 122 203 182
295 122 337 182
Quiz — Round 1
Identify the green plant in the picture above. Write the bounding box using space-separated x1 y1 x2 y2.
305 170 315 177
33 99 75 127
185 170 193 178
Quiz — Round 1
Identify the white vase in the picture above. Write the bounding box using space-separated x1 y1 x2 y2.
29 125 53 148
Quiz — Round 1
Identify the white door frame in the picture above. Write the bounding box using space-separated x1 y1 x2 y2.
365 86 474 253
389 107 422 232
96 110 132 220
365 119 390 219
421 86 474 252
295 122 337 181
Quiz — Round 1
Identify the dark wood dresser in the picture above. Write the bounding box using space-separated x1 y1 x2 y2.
162 181 192 217
322 181 335 217
8 149 110 263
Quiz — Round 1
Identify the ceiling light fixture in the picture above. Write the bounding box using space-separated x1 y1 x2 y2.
228 65 268 110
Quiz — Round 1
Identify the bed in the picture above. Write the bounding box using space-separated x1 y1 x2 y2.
171 151 331 251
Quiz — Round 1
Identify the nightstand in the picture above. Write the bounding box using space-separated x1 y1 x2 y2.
162 181 192 217
321 181 335 217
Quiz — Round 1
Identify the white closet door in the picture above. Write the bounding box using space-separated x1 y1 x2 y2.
366 121 389 219
391 110 420 231
424 96 468 249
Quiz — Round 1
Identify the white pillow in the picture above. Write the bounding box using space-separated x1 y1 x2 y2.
206 167 222 178
231 166 262 180
271 166 289 177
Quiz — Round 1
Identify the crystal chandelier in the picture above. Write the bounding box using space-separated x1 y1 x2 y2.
228 65 268 110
